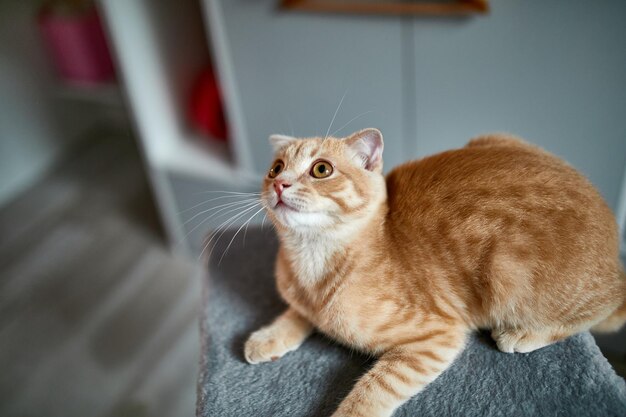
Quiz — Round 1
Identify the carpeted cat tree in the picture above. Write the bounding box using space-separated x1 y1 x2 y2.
197 227 626 417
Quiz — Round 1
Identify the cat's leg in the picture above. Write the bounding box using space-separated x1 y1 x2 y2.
331 329 467 417
491 327 568 354
244 307 313 364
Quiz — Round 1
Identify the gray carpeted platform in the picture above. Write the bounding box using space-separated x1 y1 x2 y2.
197 227 626 417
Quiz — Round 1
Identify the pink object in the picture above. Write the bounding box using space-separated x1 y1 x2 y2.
38 6 115 84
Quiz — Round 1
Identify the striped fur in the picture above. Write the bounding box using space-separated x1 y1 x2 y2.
244 129 626 417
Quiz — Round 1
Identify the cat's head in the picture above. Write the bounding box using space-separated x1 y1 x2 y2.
262 128 386 232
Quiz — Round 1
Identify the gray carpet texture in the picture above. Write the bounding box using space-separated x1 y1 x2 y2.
197 227 626 417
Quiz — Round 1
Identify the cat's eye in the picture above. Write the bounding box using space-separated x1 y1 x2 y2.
268 160 284 179
310 160 333 179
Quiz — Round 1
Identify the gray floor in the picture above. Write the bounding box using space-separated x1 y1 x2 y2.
0 132 200 417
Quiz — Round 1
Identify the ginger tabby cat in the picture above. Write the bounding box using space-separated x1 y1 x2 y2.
244 128 626 417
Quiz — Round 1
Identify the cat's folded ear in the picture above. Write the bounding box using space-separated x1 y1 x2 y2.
269 134 297 152
345 128 384 173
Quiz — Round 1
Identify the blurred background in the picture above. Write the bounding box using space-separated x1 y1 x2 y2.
0 0 625 416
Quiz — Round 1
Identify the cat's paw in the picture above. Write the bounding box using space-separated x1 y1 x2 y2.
491 328 552 354
244 328 297 364
491 328 519 353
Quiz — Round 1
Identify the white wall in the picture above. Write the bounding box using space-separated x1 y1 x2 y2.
410 0 626 212
213 0 626 215
210 0 408 173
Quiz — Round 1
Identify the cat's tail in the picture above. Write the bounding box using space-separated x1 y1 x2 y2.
592 270 626 333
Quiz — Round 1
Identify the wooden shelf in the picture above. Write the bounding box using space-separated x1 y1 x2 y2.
156 132 256 184
280 0 489 16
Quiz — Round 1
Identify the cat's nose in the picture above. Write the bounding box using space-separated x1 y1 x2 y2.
273 180 291 198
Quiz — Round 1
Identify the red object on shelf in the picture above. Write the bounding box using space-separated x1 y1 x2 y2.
38 6 115 84
189 68 228 141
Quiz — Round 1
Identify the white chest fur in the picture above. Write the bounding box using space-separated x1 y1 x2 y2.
283 233 341 287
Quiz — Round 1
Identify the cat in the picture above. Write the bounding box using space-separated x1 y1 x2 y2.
244 128 626 417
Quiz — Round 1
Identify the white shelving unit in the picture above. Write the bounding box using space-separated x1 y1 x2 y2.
200 0 254 174
99 0 260 257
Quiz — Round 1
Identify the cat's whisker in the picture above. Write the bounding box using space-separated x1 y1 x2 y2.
182 197 261 227
180 192 261 214
242 205 264 245
200 209 249 261
218 206 266 265
330 110 374 138
246 201 270 240
323 89 348 142
192 190 261 196
185 200 259 237
244 204 267 240
180 191 269 244
201 203 262 261
178 200 261 246
203 204 260 262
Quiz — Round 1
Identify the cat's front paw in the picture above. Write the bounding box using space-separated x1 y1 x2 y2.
244 328 296 364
